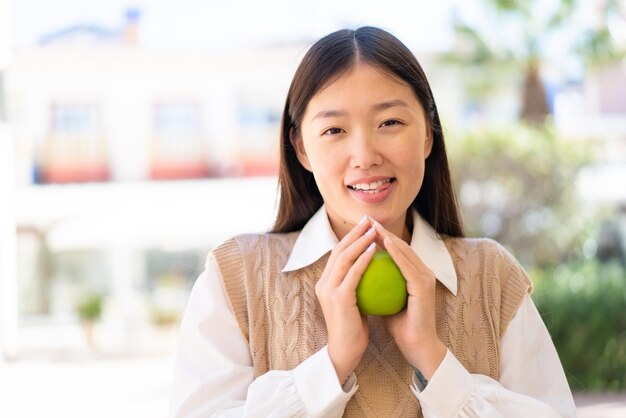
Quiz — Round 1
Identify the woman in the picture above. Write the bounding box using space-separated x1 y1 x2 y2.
170 26 576 417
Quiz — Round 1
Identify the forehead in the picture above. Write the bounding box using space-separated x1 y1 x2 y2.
306 64 423 114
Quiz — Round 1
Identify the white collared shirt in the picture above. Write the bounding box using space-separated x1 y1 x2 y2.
170 206 577 418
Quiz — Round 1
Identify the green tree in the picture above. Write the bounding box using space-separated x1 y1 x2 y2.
448 123 594 267
575 0 626 68
443 0 626 125
532 260 626 391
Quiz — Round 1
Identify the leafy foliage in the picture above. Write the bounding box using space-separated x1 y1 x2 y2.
448 122 625 390
532 260 626 391
75 293 104 322
448 123 594 267
441 0 625 124
576 27 626 68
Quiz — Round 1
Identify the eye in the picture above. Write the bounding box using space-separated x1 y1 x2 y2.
322 127 345 136
380 119 403 128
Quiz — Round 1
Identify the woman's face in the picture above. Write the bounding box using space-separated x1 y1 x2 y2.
295 63 432 240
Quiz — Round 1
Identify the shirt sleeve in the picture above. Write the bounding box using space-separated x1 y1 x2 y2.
410 294 577 418
169 255 356 418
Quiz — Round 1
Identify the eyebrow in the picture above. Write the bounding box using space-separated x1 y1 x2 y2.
311 99 410 122
373 99 410 111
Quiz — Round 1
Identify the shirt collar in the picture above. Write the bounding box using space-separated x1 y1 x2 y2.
281 205 458 295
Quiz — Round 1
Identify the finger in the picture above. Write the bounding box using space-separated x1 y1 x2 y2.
371 221 432 283
341 241 377 291
371 220 394 245
372 220 431 270
384 235 434 285
328 215 372 265
329 225 378 286
371 221 412 265
381 235 414 280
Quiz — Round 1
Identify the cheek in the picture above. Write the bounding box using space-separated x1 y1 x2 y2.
402 160 425 180
392 143 425 174
310 160 342 187
306 146 342 178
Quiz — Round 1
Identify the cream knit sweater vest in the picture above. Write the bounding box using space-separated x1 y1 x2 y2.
212 232 532 418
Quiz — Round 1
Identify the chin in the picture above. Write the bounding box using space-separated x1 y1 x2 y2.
375 208 409 226
364 209 392 224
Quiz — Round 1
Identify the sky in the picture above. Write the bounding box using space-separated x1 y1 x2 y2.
9 0 458 53
4 0 611 85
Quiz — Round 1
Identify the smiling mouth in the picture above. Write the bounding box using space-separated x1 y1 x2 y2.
347 178 396 194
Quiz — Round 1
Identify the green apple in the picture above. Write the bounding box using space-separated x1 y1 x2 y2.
356 251 408 315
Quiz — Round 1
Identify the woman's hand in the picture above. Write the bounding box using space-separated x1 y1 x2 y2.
373 221 447 380
316 216 378 385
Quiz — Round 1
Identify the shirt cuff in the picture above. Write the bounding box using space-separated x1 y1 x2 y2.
293 346 358 416
411 349 474 416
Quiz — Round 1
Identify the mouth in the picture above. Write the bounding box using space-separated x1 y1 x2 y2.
347 178 396 194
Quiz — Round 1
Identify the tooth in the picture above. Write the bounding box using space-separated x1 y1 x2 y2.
359 183 369 190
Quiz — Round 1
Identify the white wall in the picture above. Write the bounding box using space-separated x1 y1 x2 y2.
0 0 19 361
8 44 303 184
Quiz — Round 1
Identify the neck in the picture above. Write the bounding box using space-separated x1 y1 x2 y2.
330 211 412 245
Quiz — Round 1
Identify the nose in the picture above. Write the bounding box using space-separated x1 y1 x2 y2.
350 130 383 169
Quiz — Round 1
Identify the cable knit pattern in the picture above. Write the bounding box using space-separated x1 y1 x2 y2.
294 256 328 362
212 233 532 417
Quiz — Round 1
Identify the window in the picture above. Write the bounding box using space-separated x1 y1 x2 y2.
235 91 280 176
40 103 109 183
150 102 208 179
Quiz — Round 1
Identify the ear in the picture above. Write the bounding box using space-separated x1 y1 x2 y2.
424 128 434 159
291 127 313 172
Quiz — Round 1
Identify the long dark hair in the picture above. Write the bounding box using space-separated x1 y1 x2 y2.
271 26 464 237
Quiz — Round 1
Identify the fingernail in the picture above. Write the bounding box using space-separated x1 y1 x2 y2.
365 226 375 236
366 242 376 252
358 214 368 225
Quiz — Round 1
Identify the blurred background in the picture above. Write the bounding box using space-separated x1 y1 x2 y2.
0 0 625 417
